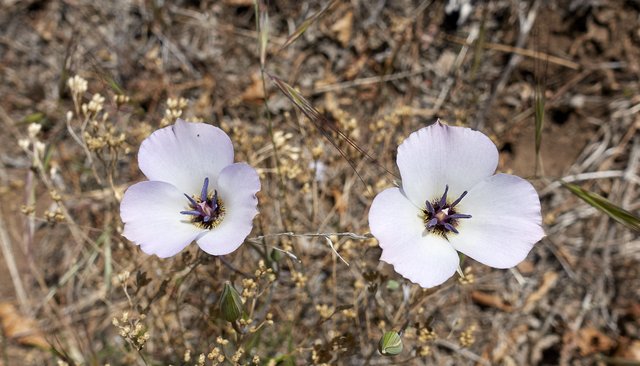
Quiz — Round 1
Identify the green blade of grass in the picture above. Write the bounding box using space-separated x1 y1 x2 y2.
278 0 339 51
562 182 640 232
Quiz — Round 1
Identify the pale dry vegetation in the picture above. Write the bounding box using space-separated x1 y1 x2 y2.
0 0 639 365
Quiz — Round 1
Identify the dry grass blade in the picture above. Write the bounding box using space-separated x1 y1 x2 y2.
254 0 269 67
278 0 339 51
562 182 640 232
533 21 549 177
534 83 545 176
444 34 580 70
269 74 397 183
86 51 125 95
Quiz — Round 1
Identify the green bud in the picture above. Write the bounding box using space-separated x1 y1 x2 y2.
386 280 400 291
378 331 403 356
219 282 244 322
270 248 283 262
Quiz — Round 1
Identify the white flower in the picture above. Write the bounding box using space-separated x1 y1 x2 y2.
120 119 260 258
67 75 88 94
18 138 30 150
368 121 544 288
28 123 42 138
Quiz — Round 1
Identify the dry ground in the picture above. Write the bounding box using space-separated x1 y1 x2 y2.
0 0 639 365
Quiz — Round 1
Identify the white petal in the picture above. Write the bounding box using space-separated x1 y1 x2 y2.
369 188 460 288
138 119 234 194
397 121 499 207
449 173 545 268
120 181 205 258
197 163 260 255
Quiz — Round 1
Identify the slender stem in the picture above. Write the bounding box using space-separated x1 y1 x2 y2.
254 1 291 257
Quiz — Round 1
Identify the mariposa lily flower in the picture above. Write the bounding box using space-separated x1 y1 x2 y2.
368 121 544 288
120 119 260 258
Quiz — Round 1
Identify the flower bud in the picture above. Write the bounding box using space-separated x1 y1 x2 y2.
219 282 244 322
270 248 283 262
378 331 403 356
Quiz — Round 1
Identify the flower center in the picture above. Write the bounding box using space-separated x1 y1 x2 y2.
180 177 225 229
424 185 471 235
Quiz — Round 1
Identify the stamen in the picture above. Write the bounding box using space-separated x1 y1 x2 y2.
450 190 468 208
438 185 449 208
184 193 198 207
425 200 435 215
447 213 472 220
426 217 438 229
201 177 210 201
180 210 202 216
212 190 219 211
443 223 458 233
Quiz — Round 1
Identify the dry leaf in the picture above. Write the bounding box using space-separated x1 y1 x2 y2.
576 327 615 356
330 11 353 47
616 338 640 361
344 55 367 80
523 271 559 312
471 291 514 312
332 188 347 215
239 72 266 104
0 302 49 349
516 260 534 274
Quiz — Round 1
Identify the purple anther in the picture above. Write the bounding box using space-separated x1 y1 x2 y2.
443 223 459 233
424 185 472 235
180 177 222 229
450 190 468 208
447 213 472 220
425 200 435 215
184 193 198 207
180 210 202 216
438 185 449 208
211 190 219 211
201 177 210 201
426 217 438 229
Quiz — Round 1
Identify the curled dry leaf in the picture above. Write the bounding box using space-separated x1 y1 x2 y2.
523 271 559 312
516 259 535 274
0 302 49 349
471 291 514 312
576 327 615 356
